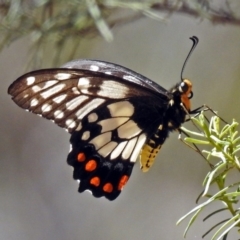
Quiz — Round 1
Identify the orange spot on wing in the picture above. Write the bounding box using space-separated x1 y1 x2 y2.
85 160 97 171
118 175 129 190
77 152 86 162
90 177 100 187
103 183 113 193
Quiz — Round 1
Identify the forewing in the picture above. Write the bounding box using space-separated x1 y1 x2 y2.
8 68 167 133
62 59 168 94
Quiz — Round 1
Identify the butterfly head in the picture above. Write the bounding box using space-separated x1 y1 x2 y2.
177 36 198 112
178 79 193 111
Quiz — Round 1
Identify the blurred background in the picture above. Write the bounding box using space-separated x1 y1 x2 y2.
1 1 240 239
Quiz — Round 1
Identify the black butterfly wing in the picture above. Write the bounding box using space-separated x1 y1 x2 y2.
62 59 168 94
8 67 169 200
67 97 166 200
8 68 168 132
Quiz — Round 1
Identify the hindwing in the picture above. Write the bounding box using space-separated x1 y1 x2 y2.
67 98 164 200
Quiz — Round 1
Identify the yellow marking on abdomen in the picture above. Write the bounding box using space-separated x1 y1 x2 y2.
140 144 161 172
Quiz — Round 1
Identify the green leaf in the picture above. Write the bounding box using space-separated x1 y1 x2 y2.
183 208 202 238
211 214 240 240
184 137 210 145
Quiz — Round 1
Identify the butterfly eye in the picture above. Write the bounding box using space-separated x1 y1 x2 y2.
179 81 189 93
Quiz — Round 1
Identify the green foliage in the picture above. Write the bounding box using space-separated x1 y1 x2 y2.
178 110 240 239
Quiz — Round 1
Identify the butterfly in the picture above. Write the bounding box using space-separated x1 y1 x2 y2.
8 36 199 200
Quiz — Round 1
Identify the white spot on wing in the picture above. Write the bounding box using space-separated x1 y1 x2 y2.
75 98 105 120
30 98 38 107
81 81 129 98
117 120 141 139
169 99 174 106
88 113 98 123
130 134 147 162
66 95 88 110
98 141 118 157
105 71 111 75
53 94 67 103
78 77 90 87
110 141 127 159
32 81 58 94
75 122 82 131
54 110 64 119
40 84 66 99
98 117 129 133
107 101 134 117
122 137 137 160
72 87 80 94
82 131 90 140
26 76 35 85
90 132 111 150
66 119 76 129
41 103 52 112
43 80 58 89
55 73 71 80
89 65 99 71
32 86 41 92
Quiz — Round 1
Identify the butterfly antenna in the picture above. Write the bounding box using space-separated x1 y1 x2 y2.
181 36 199 81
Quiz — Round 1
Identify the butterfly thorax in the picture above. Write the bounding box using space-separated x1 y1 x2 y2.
150 79 192 144
140 79 192 172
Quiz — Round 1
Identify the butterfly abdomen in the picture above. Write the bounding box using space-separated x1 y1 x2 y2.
140 82 191 172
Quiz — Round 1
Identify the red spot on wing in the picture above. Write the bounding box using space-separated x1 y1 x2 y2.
85 160 97 171
77 152 86 162
103 183 113 193
90 177 100 187
118 175 129 190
